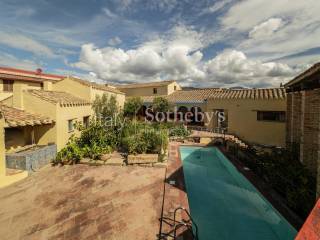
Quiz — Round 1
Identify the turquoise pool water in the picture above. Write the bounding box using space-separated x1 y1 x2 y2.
179 146 297 240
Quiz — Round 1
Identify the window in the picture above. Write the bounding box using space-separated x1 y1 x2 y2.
257 111 286 122
83 116 90 128
68 119 74 132
3 80 13 92
153 88 157 94
174 85 177 91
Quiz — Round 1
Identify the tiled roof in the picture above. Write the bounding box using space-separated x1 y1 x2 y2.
208 88 286 100
68 77 124 95
0 66 64 82
115 80 175 89
133 88 286 104
0 104 53 127
28 90 91 106
167 89 222 103
284 62 320 87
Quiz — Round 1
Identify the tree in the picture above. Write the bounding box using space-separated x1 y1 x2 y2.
92 94 119 120
123 97 143 118
152 96 169 113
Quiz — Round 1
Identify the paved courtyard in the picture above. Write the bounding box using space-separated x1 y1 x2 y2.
0 164 165 240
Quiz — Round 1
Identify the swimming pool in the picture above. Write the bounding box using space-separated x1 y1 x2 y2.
179 146 297 240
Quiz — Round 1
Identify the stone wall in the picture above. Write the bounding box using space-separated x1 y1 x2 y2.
6 144 56 173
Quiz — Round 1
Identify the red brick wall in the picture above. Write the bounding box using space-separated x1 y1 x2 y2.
303 90 320 176
286 92 302 157
286 89 320 198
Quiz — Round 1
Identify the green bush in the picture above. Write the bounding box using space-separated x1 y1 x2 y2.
54 139 83 165
123 97 143 118
54 121 115 164
239 147 316 219
120 121 168 155
169 124 190 138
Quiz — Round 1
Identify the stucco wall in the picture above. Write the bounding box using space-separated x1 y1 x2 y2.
91 88 125 109
206 98 286 147
55 105 92 150
23 91 92 151
23 92 57 147
120 86 169 96
53 78 91 101
167 82 182 95
53 78 125 109
0 114 5 175
0 80 42 92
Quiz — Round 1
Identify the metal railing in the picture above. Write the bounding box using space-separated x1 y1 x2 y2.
173 207 198 240
159 206 198 240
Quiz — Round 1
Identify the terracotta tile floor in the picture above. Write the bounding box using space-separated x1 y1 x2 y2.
160 142 193 240
0 164 165 240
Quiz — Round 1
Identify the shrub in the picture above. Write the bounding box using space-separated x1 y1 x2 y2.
92 94 119 120
152 96 169 113
54 121 115 164
237 147 316 219
54 139 83 165
123 97 143 118
169 124 190 138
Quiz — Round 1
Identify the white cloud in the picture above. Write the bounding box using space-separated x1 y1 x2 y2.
249 18 284 39
108 37 122 46
204 49 298 87
220 0 320 60
0 32 55 57
72 24 300 88
72 25 209 83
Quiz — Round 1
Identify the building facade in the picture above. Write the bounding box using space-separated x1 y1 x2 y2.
206 88 287 147
284 63 320 198
52 77 125 108
116 80 181 97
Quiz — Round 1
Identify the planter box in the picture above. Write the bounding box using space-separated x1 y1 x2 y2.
127 154 158 165
6 144 57 173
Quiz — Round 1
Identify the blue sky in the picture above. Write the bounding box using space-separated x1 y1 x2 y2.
0 0 319 87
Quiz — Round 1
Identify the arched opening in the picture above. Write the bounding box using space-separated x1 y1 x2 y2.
190 106 204 125
177 106 188 121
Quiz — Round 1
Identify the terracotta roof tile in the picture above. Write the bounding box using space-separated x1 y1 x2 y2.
208 88 286 100
27 90 91 106
0 104 53 127
128 88 286 104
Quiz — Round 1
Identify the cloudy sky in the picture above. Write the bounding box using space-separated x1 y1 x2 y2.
0 0 319 87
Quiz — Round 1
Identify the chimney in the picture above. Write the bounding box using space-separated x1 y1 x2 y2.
36 68 42 75
12 82 25 109
43 81 52 91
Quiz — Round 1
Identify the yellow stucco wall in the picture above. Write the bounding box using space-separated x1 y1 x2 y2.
23 91 92 150
206 98 286 147
55 105 92 150
53 78 91 101
0 113 5 176
53 77 125 109
90 88 125 109
0 79 42 92
167 82 182 95
120 81 181 97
